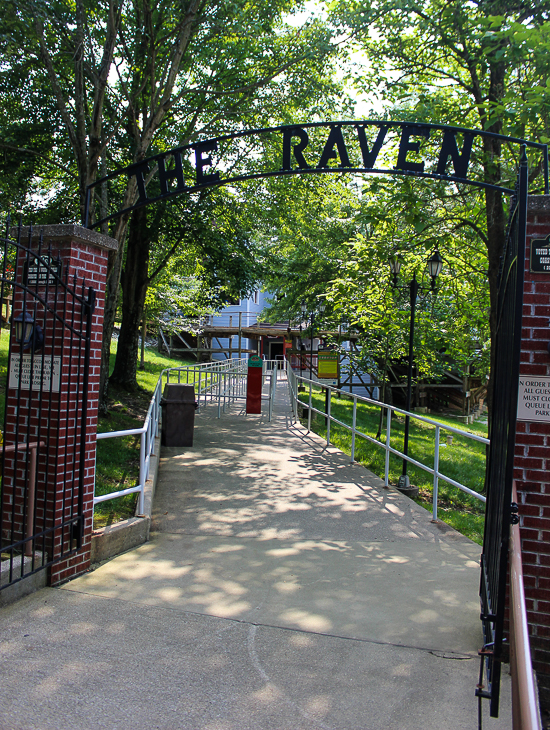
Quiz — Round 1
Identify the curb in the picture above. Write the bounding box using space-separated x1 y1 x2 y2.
0 553 48 608
90 432 161 564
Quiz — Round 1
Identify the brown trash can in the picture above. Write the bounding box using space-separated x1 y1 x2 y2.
161 384 197 447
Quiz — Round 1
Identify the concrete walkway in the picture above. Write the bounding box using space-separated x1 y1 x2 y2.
0 379 510 729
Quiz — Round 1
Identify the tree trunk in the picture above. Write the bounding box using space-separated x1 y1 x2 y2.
110 206 151 390
98 228 126 413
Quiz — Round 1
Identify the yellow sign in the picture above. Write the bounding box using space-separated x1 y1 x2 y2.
317 352 338 379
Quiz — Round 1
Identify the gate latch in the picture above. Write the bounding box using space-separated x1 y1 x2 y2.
510 502 519 525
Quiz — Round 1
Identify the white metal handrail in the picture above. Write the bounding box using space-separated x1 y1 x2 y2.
510 482 542 730
161 358 280 420
163 358 249 411
94 358 281 508
94 361 242 510
94 375 163 512
286 363 489 521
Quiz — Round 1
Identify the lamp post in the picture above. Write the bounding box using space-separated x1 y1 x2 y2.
301 301 326 381
339 319 348 391
300 301 307 374
390 250 443 492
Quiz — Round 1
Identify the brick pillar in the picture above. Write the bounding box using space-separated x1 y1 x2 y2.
3 225 117 586
514 195 550 709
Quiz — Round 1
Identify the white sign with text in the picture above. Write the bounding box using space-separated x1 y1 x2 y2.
517 376 550 421
9 355 61 393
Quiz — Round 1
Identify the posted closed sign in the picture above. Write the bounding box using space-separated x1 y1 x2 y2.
517 376 550 421
9 355 61 392
317 351 338 379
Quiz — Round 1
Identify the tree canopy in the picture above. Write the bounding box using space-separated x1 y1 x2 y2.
1 0 549 405
1 0 349 396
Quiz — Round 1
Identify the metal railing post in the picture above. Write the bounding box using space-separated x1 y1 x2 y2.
326 387 331 446
308 382 312 432
433 426 440 522
139 430 146 514
351 396 357 463
385 406 392 487
288 365 296 420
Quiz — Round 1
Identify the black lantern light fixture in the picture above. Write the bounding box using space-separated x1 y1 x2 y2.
390 254 403 287
390 249 443 494
427 249 443 289
13 310 44 352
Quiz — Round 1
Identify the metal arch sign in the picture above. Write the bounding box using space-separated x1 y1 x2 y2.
85 120 548 229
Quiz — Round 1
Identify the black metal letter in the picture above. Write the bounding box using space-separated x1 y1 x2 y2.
395 126 430 173
195 142 220 184
281 127 311 170
128 161 149 202
317 125 351 169
158 151 186 195
435 130 474 179
356 124 388 168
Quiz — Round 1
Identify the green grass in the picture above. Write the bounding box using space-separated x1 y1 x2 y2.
298 388 487 544
432 507 485 544
93 410 143 528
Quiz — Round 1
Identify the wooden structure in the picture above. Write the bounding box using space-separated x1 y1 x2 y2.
158 317 359 363
156 317 485 416
383 362 486 420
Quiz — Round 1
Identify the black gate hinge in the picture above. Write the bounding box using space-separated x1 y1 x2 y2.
510 502 519 525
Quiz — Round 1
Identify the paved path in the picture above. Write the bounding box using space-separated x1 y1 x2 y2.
0 379 510 729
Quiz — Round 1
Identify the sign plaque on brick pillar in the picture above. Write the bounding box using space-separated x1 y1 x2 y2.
515 196 550 710
3 225 117 587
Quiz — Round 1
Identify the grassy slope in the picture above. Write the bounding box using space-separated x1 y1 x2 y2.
299 389 487 544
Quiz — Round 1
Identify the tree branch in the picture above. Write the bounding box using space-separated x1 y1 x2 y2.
0 143 78 179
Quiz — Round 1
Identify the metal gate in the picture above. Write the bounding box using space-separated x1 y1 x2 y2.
0 220 95 591
477 149 529 716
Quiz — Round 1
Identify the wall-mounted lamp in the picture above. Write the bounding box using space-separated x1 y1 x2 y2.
13 311 44 352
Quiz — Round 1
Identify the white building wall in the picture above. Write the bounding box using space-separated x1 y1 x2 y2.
210 290 268 360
